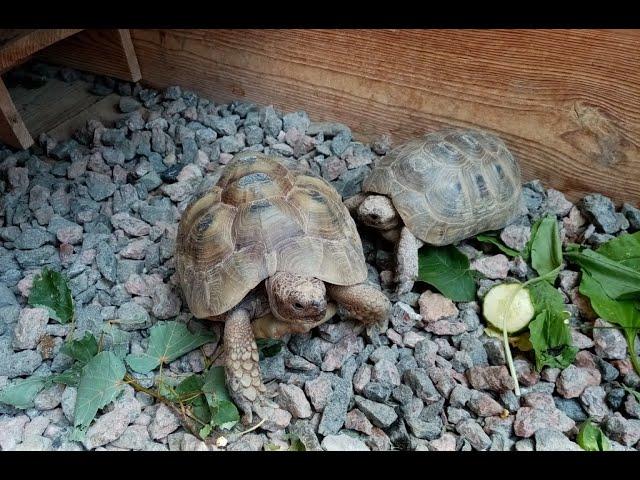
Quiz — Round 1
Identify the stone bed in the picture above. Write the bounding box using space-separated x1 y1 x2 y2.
1 63 640 451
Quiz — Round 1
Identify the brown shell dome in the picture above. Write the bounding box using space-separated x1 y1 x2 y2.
362 128 523 245
176 151 368 318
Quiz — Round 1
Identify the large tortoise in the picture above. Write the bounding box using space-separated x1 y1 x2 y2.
355 128 523 294
176 151 390 423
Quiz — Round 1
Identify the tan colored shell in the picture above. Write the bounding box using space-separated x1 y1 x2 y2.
176 151 367 318
363 128 522 245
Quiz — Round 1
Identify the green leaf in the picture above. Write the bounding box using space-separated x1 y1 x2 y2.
476 232 520 257
528 310 578 370
199 424 212 439
125 321 216 374
579 273 640 333
0 376 50 409
27 267 74 324
174 375 211 427
566 248 640 301
622 385 640 403
529 215 562 282
597 231 640 270
202 366 239 428
101 323 132 360
577 419 610 451
285 433 306 451
74 351 127 429
60 332 99 365
528 280 567 315
527 281 576 370
50 365 83 387
417 245 476 302
256 338 283 359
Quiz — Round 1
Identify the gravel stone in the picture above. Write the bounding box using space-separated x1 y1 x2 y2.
604 413 640 446
456 419 491 450
12 307 49 350
471 254 510 279
354 395 398 428
321 434 369 451
513 407 575 438
117 302 151 331
148 403 180 440
535 428 582 451
418 290 458 322
556 365 602 398
593 318 628 360
278 383 312 419
467 366 515 392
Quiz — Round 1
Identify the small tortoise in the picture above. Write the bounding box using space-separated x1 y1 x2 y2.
355 128 522 294
176 151 390 423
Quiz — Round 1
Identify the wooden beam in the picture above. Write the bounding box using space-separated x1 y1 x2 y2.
0 77 33 149
37 29 142 82
130 29 640 205
0 29 82 73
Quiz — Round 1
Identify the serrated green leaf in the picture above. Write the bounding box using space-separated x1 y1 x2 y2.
74 351 126 429
60 332 98 365
528 310 577 370
28 267 74 324
285 433 306 451
0 376 50 409
597 231 640 270
125 321 215 374
256 338 283 359
527 281 576 370
577 419 610 451
476 232 520 257
418 245 476 302
529 215 562 282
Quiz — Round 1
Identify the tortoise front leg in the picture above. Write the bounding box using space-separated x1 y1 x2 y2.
326 283 391 325
224 307 271 425
396 226 424 295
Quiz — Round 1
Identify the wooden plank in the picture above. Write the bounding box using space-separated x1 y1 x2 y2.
8 78 105 138
47 92 124 141
37 29 142 82
0 77 33 149
130 29 640 205
0 29 82 73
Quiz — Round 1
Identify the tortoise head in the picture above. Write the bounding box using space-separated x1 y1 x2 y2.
266 272 327 325
357 194 399 231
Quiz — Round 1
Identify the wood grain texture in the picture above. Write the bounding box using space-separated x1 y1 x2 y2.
37 29 142 82
0 78 33 149
9 78 104 137
0 29 82 73
130 29 640 205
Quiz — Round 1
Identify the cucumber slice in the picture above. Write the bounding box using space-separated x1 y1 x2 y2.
483 283 535 334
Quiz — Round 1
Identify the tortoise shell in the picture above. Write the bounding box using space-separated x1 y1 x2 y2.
362 128 523 245
175 151 368 318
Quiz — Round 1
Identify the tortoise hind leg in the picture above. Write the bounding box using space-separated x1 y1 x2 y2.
326 283 390 325
224 307 271 425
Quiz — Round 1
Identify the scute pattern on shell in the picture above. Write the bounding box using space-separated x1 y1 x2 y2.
363 128 523 245
176 151 368 318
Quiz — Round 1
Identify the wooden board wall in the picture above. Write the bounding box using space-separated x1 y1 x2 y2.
129 29 640 205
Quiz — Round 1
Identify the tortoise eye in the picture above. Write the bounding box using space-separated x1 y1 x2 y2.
293 302 304 310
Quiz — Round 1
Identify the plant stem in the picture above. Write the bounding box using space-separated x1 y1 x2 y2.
500 286 522 396
124 373 202 438
624 331 640 377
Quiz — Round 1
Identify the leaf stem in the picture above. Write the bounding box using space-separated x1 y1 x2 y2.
124 373 202 439
624 331 640 377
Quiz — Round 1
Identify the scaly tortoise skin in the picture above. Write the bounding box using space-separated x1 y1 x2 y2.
358 128 522 293
175 151 390 424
